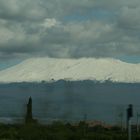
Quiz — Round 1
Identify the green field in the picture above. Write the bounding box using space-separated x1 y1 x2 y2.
0 121 139 140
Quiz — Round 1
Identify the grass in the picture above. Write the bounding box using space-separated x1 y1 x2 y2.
0 121 139 140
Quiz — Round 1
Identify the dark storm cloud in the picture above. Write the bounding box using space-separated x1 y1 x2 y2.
0 0 140 60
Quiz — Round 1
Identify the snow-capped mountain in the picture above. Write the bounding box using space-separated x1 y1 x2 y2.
0 57 140 83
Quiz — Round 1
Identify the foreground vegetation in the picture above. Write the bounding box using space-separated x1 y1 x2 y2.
0 121 140 140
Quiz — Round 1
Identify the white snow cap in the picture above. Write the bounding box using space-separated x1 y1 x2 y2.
0 57 140 83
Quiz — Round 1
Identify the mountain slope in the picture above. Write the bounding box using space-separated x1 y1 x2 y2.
0 57 140 83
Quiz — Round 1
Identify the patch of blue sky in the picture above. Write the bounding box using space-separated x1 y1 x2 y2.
63 8 116 22
0 59 23 70
117 56 140 63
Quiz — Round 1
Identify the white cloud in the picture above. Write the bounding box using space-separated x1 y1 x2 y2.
41 18 60 29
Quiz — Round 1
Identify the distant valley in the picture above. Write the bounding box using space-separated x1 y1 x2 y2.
0 80 139 124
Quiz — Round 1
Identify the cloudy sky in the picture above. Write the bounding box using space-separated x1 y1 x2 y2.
0 0 140 69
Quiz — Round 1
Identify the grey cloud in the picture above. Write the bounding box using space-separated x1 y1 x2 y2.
0 0 46 21
118 6 140 29
0 0 140 60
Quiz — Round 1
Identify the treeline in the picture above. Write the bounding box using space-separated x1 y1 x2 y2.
0 121 140 140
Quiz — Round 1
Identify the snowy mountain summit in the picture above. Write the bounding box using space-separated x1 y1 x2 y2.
0 57 140 83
